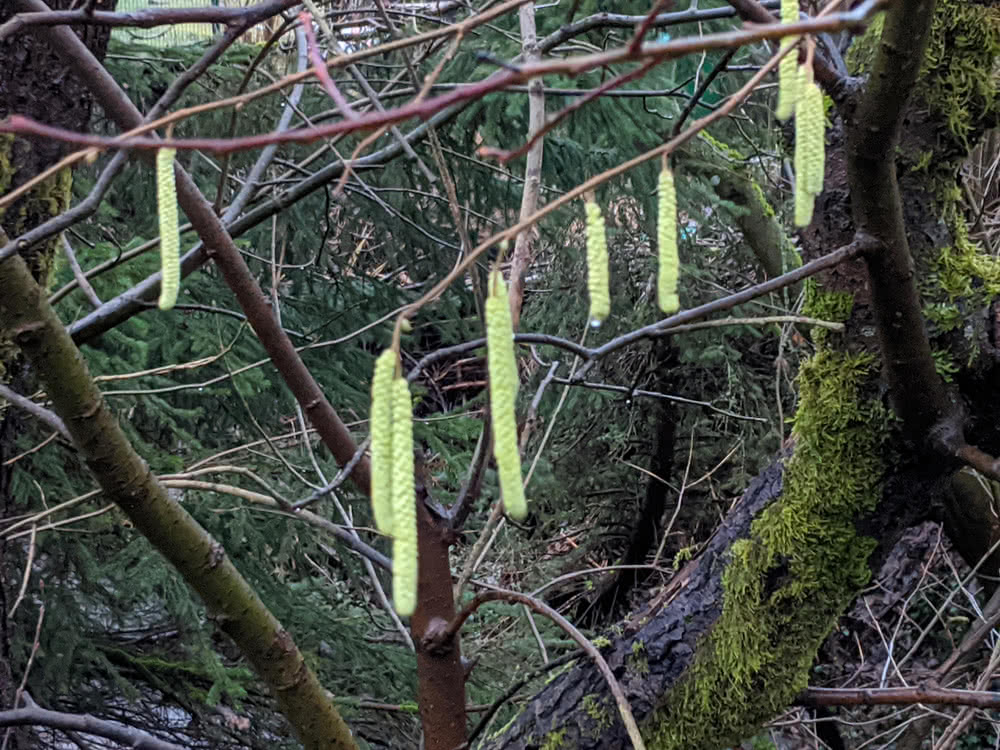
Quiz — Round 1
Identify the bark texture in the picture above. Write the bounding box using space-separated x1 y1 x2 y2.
0 0 116 736
483 2 1000 747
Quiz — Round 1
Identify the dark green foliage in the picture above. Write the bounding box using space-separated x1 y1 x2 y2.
5 9 809 744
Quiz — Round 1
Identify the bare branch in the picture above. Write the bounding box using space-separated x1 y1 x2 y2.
0 384 70 441
0 699 186 750
0 2 884 159
441 586 647 750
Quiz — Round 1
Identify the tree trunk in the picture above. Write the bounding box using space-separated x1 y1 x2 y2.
483 2 1000 747
0 1 115 739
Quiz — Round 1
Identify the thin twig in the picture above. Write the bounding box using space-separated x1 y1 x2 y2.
444 586 647 750
0 384 70 441
60 235 102 309
0 2 884 158
7 525 37 619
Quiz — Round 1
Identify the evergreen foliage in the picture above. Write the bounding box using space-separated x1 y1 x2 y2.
5 9 819 745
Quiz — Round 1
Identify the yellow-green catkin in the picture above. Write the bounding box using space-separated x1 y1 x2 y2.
804 80 826 197
775 0 800 121
485 271 528 521
584 201 610 327
391 376 417 616
776 47 800 122
793 65 815 227
369 349 396 535
156 148 180 311
657 166 680 315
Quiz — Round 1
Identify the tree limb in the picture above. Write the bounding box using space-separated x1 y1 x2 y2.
0 697 186 750
0 250 358 750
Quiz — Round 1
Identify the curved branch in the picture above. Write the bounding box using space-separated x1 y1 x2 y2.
442 586 646 750
0 252 358 750
0 699 185 750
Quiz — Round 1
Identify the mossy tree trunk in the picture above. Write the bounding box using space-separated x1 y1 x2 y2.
0 250 360 750
483 2 1000 748
0 3 116 740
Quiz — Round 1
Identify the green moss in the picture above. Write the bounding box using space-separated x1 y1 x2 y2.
932 350 960 383
0 134 13 206
2 165 72 288
910 150 934 173
698 131 746 162
673 546 694 569
582 693 614 732
924 302 962 332
845 11 885 73
935 209 1000 302
592 635 612 648
919 1 1000 149
644 334 888 749
628 639 650 676
802 280 854 323
848 2 999 150
750 181 776 220
540 729 567 750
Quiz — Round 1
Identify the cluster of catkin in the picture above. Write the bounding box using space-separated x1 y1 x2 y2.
369 351 418 616
367 275 528 614
584 162 680 325
776 0 825 227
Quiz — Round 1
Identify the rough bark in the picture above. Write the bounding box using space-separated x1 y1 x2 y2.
0 251 358 750
0 0 115 738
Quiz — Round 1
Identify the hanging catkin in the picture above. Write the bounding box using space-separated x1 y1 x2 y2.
391 376 417 616
369 349 396 534
793 65 815 227
156 148 180 311
657 165 680 315
775 0 799 120
804 80 826 197
485 271 527 521
584 201 610 326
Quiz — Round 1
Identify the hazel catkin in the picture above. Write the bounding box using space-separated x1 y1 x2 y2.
156 148 180 311
584 201 610 327
390 376 417 616
775 0 799 121
657 166 680 315
369 349 396 535
803 80 826 197
485 271 527 521
793 65 815 227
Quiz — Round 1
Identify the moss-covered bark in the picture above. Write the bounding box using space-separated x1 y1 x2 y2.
644 307 888 748
484 2 1000 748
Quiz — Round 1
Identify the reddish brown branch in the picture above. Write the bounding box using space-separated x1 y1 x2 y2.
0 3 882 158
0 0 297 39
799 686 1000 710
629 0 674 53
300 11 360 120
412 489 467 750
482 59 658 164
